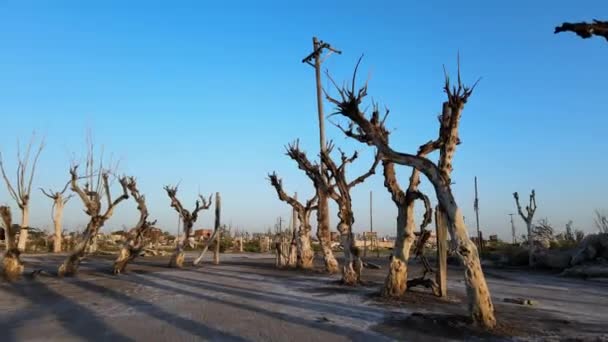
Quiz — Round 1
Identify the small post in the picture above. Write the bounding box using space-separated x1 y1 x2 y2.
213 192 221 265
435 207 448 297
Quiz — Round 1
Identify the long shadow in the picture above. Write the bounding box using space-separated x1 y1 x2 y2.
183 266 327 287
0 280 134 342
0 303 45 342
66 277 247 341
116 273 390 341
165 269 388 318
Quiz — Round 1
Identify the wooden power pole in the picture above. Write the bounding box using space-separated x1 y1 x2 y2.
474 177 482 252
509 213 517 244
302 38 341 253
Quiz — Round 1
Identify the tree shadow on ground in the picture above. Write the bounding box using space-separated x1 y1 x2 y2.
0 280 134 342
109 271 390 341
64 277 248 341
144 270 389 320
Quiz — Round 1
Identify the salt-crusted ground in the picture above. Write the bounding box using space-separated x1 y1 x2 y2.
1 252 606 341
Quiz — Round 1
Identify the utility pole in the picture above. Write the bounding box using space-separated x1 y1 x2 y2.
365 191 373 257
474 176 482 252
509 213 517 244
292 192 298 244
302 38 341 254
370 191 373 234
302 37 341 164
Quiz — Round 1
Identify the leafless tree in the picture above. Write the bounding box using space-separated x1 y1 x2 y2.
594 209 608 233
268 172 318 269
193 192 222 266
325 59 496 328
0 135 45 251
164 185 211 268
286 140 339 273
321 142 379 285
1 206 23 281
379 142 434 297
58 165 129 276
40 183 73 253
555 20 608 41
513 190 537 266
113 177 157 274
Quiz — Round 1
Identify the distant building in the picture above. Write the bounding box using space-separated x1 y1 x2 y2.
194 228 213 240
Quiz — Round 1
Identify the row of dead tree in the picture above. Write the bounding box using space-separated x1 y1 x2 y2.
266 23 606 329
268 56 497 328
0 144 222 280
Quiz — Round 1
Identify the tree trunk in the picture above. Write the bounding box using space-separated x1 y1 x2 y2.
298 223 314 269
113 235 146 274
339 230 360 285
213 230 220 265
337 203 361 285
113 246 133 274
437 189 495 328
287 238 297 267
53 199 64 253
526 221 535 267
192 229 218 265
382 206 413 296
316 191 339 273
169 249 185 268
17 205 29 251
58 218 102 276
2 249 23 281
170 220 190 268
381 146 497 328
1 207 23 281
435 207 448 296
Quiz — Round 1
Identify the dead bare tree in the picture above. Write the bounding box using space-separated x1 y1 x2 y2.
325 59 496 328
58 166 129 276
164 185 211 268
513 190 537 266
321 143 379 285
380 149 434 297
40 183 73 253
593 209 608 233
555 20 608 41
268 172 318 269
113 177 157 274
0 135 45 251
286 140 339 273
193 192 221 266
1 206 23 281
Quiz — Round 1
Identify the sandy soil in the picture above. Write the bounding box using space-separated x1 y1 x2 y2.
1 252 607 341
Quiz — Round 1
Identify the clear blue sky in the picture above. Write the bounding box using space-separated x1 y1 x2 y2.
0 1 606 240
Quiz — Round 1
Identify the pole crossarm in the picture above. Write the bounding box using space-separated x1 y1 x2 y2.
302 40 342 66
